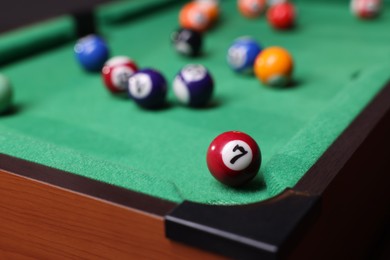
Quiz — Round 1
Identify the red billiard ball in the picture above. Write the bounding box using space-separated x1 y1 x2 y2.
350 0 381 19
267 2 296 30
102 56 138 94
206 131 261 187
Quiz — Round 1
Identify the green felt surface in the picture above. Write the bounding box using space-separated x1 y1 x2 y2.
0 0 390 204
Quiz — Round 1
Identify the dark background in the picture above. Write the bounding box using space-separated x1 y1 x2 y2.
0 0 112 33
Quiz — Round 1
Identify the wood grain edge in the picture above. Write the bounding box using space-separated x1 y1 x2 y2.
0 169 224 259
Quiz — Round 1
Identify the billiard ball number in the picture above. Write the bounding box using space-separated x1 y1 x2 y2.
207 131 261 187
173 64 214 107
221 140 253 171
102 56 138 93
172 28 203 57
128 69 167 109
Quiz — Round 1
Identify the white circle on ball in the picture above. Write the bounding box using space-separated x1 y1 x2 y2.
175 42 191 55
173 76 190 104
111 66 134 90
181 64 207 82
190 10 208 26
227 46 247 69
221 140 253 171
129 73 152 99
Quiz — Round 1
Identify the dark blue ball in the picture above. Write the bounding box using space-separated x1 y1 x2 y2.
173 64 214 107
74 35 109 72
227 37 262 74
128 68 167 109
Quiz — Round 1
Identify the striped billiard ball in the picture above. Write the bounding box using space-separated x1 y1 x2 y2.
350 0 381 19
128 69 167 109
102 56 138 94
173 64 214 107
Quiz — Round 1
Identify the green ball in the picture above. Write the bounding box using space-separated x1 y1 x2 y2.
0 74 13 114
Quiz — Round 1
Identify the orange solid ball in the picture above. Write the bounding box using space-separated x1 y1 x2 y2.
238 0 266 18
196 0 220 22
254 46 293 87
179 2 213 32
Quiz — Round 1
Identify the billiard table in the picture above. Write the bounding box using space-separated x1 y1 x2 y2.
0 0 389 259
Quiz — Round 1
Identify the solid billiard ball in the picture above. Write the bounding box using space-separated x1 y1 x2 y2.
350 0 381 19
179 2 213 32
74 34 109 72
254 46 293 87
102 56 138 93
0 74 13 114
195 0 220 23
173 64 214 107
128 68 167 109
171 28 203 57
206 131 261 187
237 0 266 18
267 2 296 30
227 37 262 74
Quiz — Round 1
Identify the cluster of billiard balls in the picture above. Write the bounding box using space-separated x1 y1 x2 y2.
227 37 294 87
72 0 383 188
238 0 296 30
74 35 262 187
75 35 214 109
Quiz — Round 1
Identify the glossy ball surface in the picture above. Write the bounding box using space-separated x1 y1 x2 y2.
351 0 381 19
206 131 261 187
179 2 213 32
173 64 214 107
238 0 266 18
171 28 203 57
74 35 109 72
128 69 167 109
195 0 220 22
227 37 262 74
0 74 13 114
267 2 295 30
102 56 138 93
254 46 293 87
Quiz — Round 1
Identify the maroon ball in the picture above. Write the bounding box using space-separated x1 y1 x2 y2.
206 131 261 187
